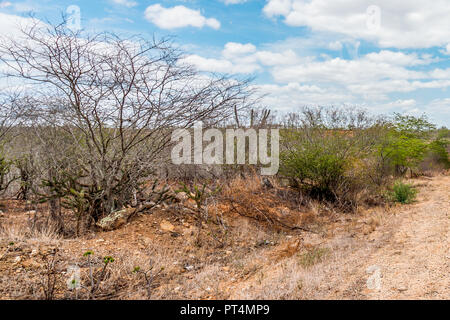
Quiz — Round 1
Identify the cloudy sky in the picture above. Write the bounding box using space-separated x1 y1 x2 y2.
0 0 449 126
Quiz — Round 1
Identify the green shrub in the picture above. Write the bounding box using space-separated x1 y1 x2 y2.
280 136 348 198
377 114 437 176
436 127 450 139
391 113 436 138
389 181 417 204
428 139 450 169
381 134 429 175
279 107 385 208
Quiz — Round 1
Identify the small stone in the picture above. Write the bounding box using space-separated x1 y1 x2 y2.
184 265 194 271
186 199 197 209
397 285 408 292
175 192 188 202
22 259 41 269
96 208 135 231
160 220 175 232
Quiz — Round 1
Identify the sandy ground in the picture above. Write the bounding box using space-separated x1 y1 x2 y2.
0 174 448 300
349 175 449 299
224 174 449 300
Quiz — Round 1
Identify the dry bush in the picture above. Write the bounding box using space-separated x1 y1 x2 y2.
218 174 310 231
222 174 263 196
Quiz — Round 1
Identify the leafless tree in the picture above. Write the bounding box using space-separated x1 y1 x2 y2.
0 20 254 228
0 92 29 195
0 93 23 143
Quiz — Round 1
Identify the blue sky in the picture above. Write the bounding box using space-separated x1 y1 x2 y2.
0 0 449 126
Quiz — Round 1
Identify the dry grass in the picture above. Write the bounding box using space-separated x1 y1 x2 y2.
0 219 61 243
218 174 310 231
1 172 446 300
0 175 336 300
229 235 371 300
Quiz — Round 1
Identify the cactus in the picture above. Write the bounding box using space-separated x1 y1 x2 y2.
0 154 17 195
176 182 221 210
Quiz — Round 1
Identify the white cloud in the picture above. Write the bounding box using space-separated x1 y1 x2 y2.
181 55 233 73
254 82 356 111
271 55 426 86
426 98 450 122
376 98 450 127
9 2 35 12
364 51 439 67
428 68 450 80
263 0 450 49
183 40 449 107
111 0 137 8
263 0 293 18
254 50 300 66
443 44 450 55
182 54 260 74
144 4 220 30
267 49 449 101
328 41 342 51
183 42 303 75
0 12 43 38
222 42 256 59
0 2 11 9
376 99 417 113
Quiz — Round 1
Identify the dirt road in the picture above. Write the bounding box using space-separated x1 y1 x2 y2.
227 174 449 300
344 175 450 299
